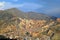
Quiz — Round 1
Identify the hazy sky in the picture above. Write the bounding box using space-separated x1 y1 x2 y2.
0 0 60 17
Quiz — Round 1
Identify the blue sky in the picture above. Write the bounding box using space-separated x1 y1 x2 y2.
0 0 60 17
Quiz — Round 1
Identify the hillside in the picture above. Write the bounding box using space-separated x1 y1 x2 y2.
0 10 20 32
0 8 60 40
0 17 60 40
4 8 57 21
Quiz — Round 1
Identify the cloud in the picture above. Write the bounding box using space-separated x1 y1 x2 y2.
0 1 5 7
19 3 43 11
0 1 5 9
0 1 43 11
44 7 60 17
0 1 23 10
44 7 60 14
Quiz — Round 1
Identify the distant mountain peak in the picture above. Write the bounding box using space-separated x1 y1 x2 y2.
5 8 18 10
3 8 57 20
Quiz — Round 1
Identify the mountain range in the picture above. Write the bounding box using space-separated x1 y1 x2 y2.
0 8 60 40
4 8 57 21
